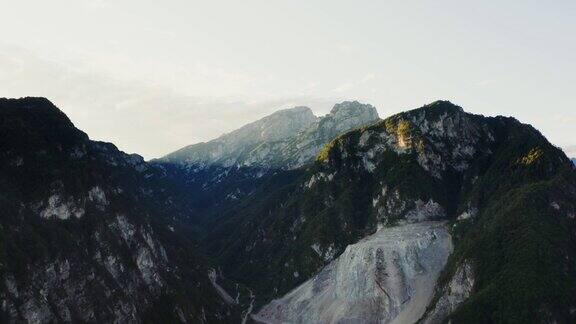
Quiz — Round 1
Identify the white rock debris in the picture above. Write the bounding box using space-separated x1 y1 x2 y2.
88 186 108 207
115 214 136 243
457 207 478 221
136 247 161 287
311 243 322 256
305 172 336 189
405 199 445 222
40 195 84 220
11 156 24 167
104 255 124 279
362 154 377 172
254 222 452 324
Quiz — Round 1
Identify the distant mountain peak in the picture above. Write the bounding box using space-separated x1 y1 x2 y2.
326 101 379 127
259 105 316 125
159 100 380 169
329 100 377 115
274 105 313 115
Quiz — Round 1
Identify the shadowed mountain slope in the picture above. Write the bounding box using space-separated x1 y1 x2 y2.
0 97 242 323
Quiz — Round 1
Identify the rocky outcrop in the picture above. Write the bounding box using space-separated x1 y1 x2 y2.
317 100 496 180
280 101 380 169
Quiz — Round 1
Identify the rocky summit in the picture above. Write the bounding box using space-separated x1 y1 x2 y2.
159 101 379 170
1 98 576 324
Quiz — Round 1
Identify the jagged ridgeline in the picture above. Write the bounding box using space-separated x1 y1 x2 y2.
159 101 380 170
0 98 242 323
152 101 380 225
206 101 576 323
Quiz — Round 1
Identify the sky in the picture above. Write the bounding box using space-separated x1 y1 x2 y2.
1 0 575 159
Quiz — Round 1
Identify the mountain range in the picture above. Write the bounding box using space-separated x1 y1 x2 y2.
1 97 576 323
153 101 379 224
160 101 379 170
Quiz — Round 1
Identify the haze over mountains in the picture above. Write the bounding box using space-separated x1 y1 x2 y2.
1 97 576 323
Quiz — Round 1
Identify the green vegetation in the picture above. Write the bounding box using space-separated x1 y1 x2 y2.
397 119 412 137
445 175 576 323
316 139 337 163
518 147 544 165
426 122 576 323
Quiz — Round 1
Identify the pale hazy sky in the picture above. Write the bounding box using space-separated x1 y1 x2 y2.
1 0 575 159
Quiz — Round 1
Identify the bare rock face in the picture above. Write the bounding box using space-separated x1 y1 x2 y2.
282 101 379 169
253 222 452 324
327 101 380 134
160 106 318 168
159 101 379 170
